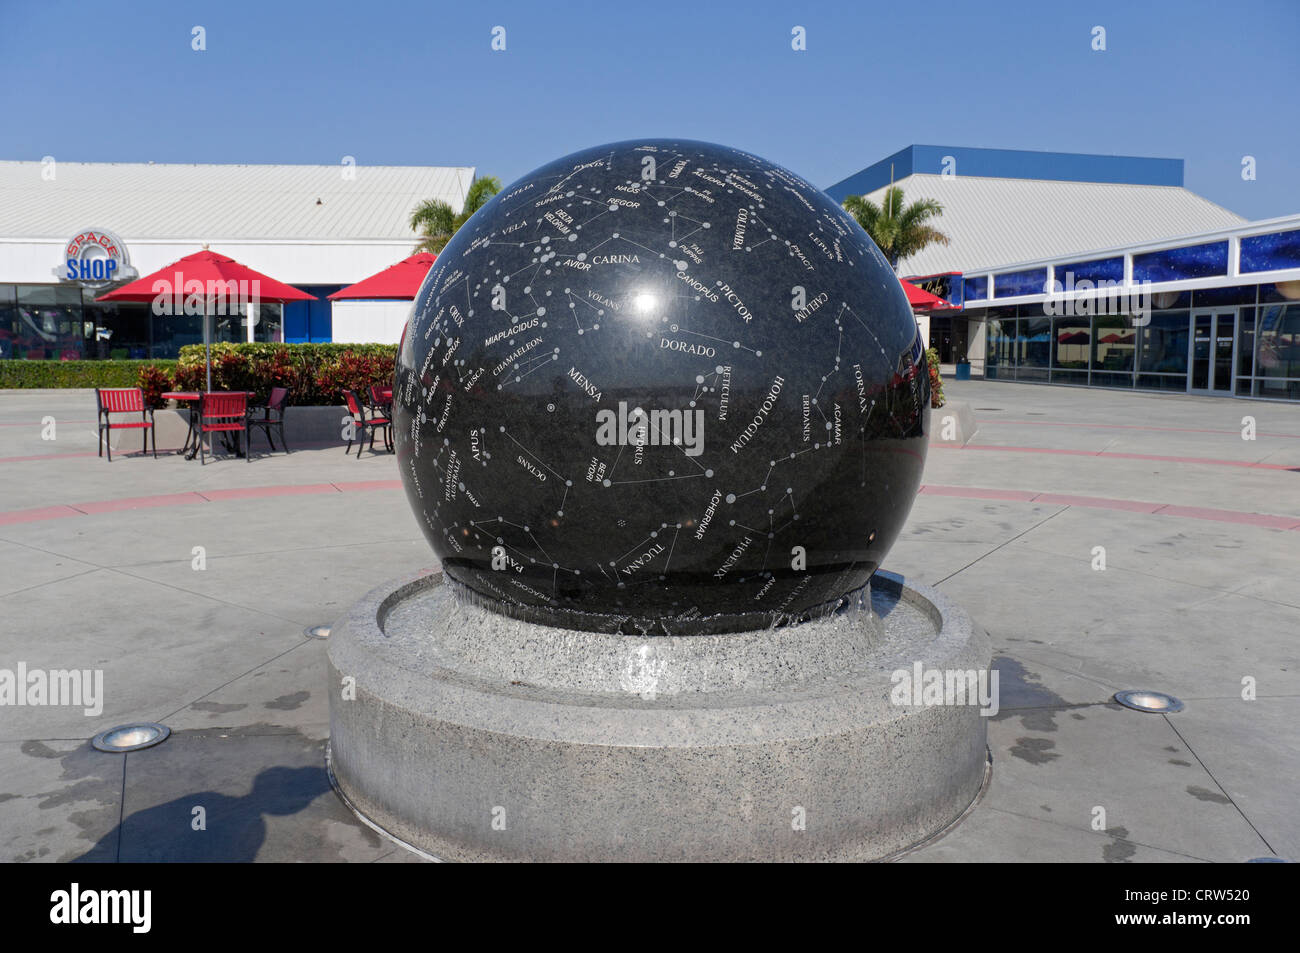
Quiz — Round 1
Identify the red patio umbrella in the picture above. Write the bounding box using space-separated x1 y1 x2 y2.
99 249 315 390
900 280 959 311
328 253 437 300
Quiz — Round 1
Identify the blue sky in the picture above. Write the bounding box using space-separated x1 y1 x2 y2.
2 0 1297 220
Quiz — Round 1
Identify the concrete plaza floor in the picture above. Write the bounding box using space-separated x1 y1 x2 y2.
1 381 1297 863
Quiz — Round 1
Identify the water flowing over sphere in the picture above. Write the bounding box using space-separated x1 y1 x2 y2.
394 139 930 634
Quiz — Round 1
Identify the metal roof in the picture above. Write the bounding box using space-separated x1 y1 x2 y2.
850 173 1245 276
0 160 476 242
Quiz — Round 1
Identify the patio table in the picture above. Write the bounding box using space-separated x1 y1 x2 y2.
164 391 254 459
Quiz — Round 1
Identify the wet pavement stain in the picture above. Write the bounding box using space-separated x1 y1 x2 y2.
20 741 63 759
190 701 248 716
264 691 310 711
1103 826 1136 863
1010 737 1059 764
14 741 125 863
1186 785 1232 804
1070 713 1085 720
1168 758 1192 767
1018 710 1058 733
0 793 19 804
67 723 384 862
990 656 1071 710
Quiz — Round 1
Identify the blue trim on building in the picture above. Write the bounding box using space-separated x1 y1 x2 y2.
283 285 343 342
824 145 1184 201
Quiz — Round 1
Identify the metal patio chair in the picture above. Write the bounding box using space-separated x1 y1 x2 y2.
246 386 289 453
96 387 156 462
342 389 392 458
198 391 250 464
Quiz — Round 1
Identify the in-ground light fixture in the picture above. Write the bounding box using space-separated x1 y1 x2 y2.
1113 690 1184 713
304 624 332 640
91 722 170 753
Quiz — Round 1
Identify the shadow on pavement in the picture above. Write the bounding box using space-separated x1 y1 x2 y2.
72 765 329 862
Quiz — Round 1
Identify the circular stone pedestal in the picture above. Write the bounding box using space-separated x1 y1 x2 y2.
326 570 990 862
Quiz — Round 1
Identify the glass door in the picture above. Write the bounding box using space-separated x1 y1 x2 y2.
1189 309 1236 393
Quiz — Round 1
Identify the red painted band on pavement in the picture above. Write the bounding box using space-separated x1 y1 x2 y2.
0 505 85 526
200 485 342 502
72 492 208 515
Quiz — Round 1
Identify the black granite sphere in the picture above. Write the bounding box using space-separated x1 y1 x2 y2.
394 139 930 634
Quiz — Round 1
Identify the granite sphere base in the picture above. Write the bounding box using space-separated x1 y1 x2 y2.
326 569 990 862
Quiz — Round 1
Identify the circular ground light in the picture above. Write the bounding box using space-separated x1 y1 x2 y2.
1114 690 1184 713
92 723 170 753
304 624 332 640
1247 856 1292 863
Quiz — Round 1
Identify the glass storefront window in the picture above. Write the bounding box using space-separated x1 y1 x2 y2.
1091 314 1135 386
253 304 282 343
1138 311 1190 374
1260 282 1300 304
0 284 16 359
963 275 988 301
1192 285 1258 307
1255 304 1300 379
986 315 1015 380
13 284 83 359
150 311 205 359
1150 290 1191 310
1237 309 1255 380
1052 316 1090 370
1255 378 1300 399
1137 374 1190 391
83 297 149 359
1018 316 1051 370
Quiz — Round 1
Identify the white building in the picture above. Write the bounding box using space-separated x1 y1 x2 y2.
0 160 472 358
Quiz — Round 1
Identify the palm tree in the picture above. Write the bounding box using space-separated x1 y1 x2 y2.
410 175 503 253
843 186 949 272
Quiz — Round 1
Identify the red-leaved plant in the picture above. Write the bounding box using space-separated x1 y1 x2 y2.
136 364 174 409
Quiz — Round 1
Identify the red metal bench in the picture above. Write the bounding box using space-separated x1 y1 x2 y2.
96 388 156 462
198 391 250 464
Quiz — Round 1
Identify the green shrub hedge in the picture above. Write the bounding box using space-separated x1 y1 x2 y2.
0 359 178 390
2 343 399 408
175 342 396 405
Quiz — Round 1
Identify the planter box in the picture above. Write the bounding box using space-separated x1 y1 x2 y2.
174 403 354 447
928 400 978 447
111 403 359 452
